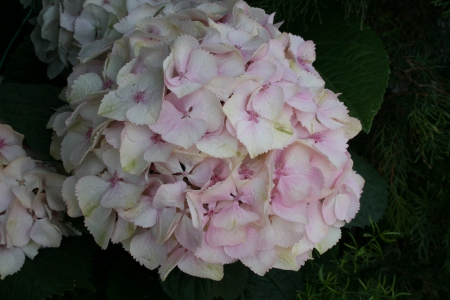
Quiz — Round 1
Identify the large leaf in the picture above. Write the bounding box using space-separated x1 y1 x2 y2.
161 262 249 300
345 150 389 228
1 37 50 84
106 254 171 300
291 4 389 132
0 235 96 299
0 83 64 160
239 269 302 300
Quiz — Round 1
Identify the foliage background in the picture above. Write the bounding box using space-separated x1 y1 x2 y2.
1 0 449 299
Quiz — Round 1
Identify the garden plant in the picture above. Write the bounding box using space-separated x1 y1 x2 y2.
0 0 448 299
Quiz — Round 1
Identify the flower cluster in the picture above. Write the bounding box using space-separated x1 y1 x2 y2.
0 125 77 279
48 0 364 280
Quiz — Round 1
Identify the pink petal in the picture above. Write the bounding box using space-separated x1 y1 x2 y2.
150 101 207 149
236 119 273 158
195 235 234 264
223 226 258 259
251 84 285 121
305 201 329 244
241 249 277 276
272 198 308 223
213 201 260 231
271 216 305 248
174 215 202 253
206 224 247 247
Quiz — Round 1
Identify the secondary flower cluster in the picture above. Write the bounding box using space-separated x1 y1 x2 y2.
0 125 76 279
47 0 364 280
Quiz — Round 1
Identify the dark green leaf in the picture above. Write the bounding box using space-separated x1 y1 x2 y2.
291 5 390 132
1 37 49 84
0 83 64 160
161 262 249 300
213 262 249 300
0 235 97 300
106 253 171 300
240 269 302 300
345 150 389 228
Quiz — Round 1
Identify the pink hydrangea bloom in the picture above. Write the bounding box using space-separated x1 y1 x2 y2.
49 0 365 281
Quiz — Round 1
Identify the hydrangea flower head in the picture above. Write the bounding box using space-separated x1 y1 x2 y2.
47 0 365 281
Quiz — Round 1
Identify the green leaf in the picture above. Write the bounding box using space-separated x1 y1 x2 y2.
290 5 390 132
0 83 64 160
106 253 171 300
161 262 249 300
0 235 97 300
240 269 302 300
1 37 49 84
345 150 389 228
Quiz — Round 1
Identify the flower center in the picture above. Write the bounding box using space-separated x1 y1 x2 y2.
134 91 145 103
182 107 193 119
85 127 93 140
108 172 122 187
151 133 164 144
210 173 221 185
310 132 324 143
102 79 114 90
0 139 5 150
248 110 259 123
238 164 254 180
274 166 287 179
